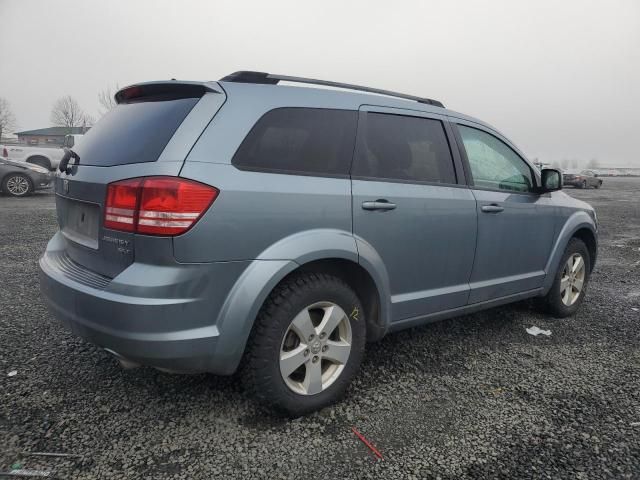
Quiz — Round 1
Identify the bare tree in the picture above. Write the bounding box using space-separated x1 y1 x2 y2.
98 86 119 116
50 95 90 130
0 97 17 140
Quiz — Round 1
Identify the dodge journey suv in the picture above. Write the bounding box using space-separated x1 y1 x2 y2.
40 71 597 415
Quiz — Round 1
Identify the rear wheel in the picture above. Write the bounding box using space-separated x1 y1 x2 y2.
2 173 33 197
595 181 602 189
243 273 366 416
538 238 591 317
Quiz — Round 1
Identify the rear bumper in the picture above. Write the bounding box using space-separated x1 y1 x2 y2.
39 232 250 374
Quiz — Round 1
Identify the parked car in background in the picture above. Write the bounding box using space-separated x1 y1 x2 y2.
0 156 54 196
563 169 603 189
39 72 598 415
1 134 83 171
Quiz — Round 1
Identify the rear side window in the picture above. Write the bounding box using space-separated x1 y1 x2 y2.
352 113 456 184
232 108 357 176
74 97 199 166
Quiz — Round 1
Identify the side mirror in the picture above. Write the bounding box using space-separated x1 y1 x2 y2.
539 168 562 193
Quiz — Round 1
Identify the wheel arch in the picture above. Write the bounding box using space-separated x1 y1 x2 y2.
542 212 597 294
573 227 597 272
26 155 52 170
214 230 392 373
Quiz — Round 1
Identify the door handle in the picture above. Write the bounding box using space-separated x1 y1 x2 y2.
481 204 504 213
362 200 397 211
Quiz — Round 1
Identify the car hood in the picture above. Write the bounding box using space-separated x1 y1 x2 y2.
556 191 594 212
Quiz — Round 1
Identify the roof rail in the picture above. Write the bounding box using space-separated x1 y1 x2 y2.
220 71 445 108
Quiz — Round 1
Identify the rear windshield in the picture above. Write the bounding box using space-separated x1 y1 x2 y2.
74 97 199 166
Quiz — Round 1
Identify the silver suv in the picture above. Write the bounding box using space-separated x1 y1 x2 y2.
39 71 597 415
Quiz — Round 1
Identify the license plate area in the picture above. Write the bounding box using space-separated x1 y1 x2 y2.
58 196 100 249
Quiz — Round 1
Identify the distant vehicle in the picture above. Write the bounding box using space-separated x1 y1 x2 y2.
0 134 83 171
563 170 602 189
0 156 54 197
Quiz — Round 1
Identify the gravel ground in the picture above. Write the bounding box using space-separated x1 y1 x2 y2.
1 178 639 479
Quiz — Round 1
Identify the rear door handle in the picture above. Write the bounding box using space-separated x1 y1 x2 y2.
481 204 504 213
362 200 397 211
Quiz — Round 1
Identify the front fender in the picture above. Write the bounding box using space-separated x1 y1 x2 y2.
542 211 597 294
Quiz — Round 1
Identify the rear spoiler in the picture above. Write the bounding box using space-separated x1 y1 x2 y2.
115 81 220 104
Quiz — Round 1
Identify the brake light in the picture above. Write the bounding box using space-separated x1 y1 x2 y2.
2 147 7 158
104 177 218 236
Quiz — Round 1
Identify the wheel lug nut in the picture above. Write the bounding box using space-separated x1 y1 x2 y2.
319 332 326 339
304 349 310 357
322 345 328 352
312 356 319 363
308 334 315 341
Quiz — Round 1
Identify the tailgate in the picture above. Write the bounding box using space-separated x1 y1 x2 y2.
54 82 226 278
56 162 183 278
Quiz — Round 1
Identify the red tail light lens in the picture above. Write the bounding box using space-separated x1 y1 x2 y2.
104 178 142 232
2 147 7 158
104 177 218 236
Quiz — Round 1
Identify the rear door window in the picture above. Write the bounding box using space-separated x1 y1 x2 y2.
351 112 456 184
74 97 199 166
232 108 357 176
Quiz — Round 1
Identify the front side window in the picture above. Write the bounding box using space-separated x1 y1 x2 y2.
232 108 357 176
352 112 456 184
458 125 533 193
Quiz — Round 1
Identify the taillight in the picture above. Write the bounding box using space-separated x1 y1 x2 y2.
2 147 7 158
104 177 218 236
104 178 141 232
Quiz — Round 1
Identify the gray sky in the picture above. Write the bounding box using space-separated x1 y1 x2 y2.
1 0 639 166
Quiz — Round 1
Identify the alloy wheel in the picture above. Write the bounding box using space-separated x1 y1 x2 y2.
560 253 586 306
6 175 30 196
279 301 352 395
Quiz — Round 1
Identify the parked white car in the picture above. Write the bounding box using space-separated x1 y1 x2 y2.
1 134 83 171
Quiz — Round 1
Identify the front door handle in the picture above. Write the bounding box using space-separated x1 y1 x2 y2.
362 200 397 211
481 204 504 213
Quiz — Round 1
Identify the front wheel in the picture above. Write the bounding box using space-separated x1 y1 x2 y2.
538 238 591 317
242 273 366 416
2 173 33 197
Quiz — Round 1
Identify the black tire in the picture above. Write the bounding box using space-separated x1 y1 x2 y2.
580 180 587 189
242 272 366 416
27 156 52 171
538 238 591 318
595 181 602 189
2 173 33 197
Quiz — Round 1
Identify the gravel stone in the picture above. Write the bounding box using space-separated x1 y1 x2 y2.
1 179 639 478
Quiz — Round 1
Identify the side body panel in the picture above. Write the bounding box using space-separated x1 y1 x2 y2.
449 118 558 303
351 106 477 321
467 188 557 302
